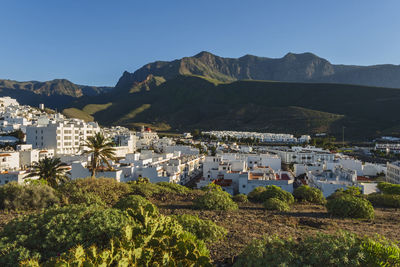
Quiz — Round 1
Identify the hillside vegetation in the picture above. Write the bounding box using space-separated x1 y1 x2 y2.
2 179 399 266
65 75 400 139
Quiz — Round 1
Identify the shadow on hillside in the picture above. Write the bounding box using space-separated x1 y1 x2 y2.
158 204 194 210
284 211 329 219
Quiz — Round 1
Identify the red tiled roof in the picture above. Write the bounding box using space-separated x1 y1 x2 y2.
357 176 371 181
213 178 233 187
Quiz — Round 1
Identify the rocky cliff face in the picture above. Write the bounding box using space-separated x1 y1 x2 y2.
115 51 400 91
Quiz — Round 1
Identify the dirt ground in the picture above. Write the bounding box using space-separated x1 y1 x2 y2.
154 198 400 266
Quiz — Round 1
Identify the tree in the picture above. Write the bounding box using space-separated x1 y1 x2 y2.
25 157 70 188
83 132 116 178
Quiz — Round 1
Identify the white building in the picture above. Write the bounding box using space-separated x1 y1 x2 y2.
26 120 100 155
0 97 19 107
387 161 400 184
267 146 334 164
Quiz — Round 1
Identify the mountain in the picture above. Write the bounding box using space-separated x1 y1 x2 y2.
0 79 113 108
65 74 400 140
115 51 400 90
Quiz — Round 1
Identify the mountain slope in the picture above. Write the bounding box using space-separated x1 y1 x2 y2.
65 75 400 139
116 51 400 90
0 79 113 108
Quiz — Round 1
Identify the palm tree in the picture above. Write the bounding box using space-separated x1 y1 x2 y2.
25 157 70 188
83 132 116 178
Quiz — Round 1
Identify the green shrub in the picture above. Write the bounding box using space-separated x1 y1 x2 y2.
326 195 375 219
234 232 400 267
327 186 363 200
0 182 59 210
378 182 400 195
293 185 326 204
0 204 134 264
128 181 162 198
233 193 248 203
64 191 106 206
113 194 154 211
58 178 131 206
263 198 290 211
248 186 266 202
194 186 238 211
156 182 191 195
172 214 227 242
260 185 294 204
368 193 400 208
1 202 212 266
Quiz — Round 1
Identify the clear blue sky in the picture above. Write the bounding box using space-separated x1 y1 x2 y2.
1 0 399 86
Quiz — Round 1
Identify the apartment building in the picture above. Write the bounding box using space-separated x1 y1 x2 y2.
26 119 100 155
387 161 400 184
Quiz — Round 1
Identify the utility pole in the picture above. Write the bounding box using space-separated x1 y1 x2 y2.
342 126 345 147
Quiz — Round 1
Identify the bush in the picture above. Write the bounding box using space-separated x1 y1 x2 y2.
326 195 375 219
172 214 227 242
64 191 106 206
128 181 162 198
293 185 326 204
0 204 134 264
194 186 238 211
234 232 400 267
368 193 400 208
263 198 290 211
260 185 294 204
58 178 131 206
0 182 59 210
113 194 154 211
156 182 191 195
378 182 400 195
327 186 363 200
0 202 212 266
248 186 266 202
233 193 248 203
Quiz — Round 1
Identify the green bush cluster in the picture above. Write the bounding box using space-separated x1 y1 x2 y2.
293 185 326 204
113 194 154 211
263 198 290 211
233 193 248 203
247 186 266 202
248 185 294 205
0 182 59 210
327 186 362 200
58 178 131 206
368 193 400 208
234 232 400 267
128 179 192 199
0 202 212 266
378 182 400 195
194 185 238 211
172 214 227 243
0 204 133 264
326 194 375 219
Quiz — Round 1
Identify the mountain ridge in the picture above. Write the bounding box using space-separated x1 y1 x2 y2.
116 51 400 90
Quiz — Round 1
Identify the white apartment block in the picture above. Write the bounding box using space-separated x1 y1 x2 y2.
203 130 311 144
26 120 100 155
0 97 19 107
386 161 400 184
267 146 334 164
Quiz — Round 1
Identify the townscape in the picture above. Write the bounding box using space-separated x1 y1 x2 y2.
0 96 395 196
2 1 400 266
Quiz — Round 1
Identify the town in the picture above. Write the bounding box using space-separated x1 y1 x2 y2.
0 96 396 199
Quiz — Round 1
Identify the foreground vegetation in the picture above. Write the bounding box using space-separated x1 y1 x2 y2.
0 179 399 266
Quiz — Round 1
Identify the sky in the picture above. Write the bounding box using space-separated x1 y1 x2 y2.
0 0 399 86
